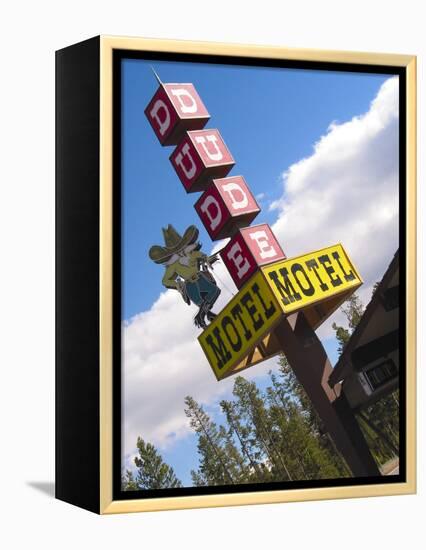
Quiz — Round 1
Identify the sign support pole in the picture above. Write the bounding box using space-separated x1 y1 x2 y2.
274 312 381 477
144 78 380 477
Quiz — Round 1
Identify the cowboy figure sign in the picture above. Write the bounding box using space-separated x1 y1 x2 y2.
149 224 221 328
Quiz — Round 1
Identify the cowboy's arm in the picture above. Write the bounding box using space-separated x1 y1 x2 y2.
192 249 219 267
162 266 179 290
192 250 210 267
192 250 207 260
162 266 189 304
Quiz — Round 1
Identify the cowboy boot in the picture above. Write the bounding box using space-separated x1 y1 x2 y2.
206 310 217 322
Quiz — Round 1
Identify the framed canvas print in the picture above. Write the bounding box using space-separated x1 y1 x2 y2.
55 36 416 514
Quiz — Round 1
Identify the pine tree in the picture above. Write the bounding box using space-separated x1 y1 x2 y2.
127 437 182 490
267 368 349 479
265 385 308 479
332 293 364 354
219 424 250 481
190 469 206 487
276 355 351 476
232 377 293 481
186 368 353 485
121 469 138 491
220 399 265 482
184 396 242 485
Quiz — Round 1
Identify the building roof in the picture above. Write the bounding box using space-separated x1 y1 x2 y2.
328 250 399 387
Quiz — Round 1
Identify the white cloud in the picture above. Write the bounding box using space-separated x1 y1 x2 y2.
271 76 399 337
122 257 274 458
122 76 399 462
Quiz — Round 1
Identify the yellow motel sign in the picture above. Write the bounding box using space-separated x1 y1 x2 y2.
262 243 363 329
199 243 362 380
199 270 282 380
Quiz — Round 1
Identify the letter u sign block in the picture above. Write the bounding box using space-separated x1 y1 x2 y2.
194 176 260 240
220 224 286 289
170 129 235 193
144 83 210 146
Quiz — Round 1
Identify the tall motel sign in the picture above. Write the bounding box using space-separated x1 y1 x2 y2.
144 78 388 477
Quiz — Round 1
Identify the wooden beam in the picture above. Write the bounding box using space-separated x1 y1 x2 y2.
273 312 381 477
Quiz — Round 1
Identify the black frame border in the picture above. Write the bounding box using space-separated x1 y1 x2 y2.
112 49 407 501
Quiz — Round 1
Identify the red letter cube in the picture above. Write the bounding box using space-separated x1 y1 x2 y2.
194 176 260 240
220 224 286 289
145 83 210 146
170 129 235 193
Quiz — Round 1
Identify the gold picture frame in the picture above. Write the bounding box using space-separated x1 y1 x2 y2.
56 35 416 514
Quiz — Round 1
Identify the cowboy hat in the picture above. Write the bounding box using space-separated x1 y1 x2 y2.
149 224 199 264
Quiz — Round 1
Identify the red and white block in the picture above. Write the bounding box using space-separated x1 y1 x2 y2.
170 129 235 193
194 176 260 240
220 224 286 289
144 83 210 146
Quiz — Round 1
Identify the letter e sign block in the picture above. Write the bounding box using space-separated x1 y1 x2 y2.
194 176 260 240
220 224 286 289
170 129 235 193
145 84 210 146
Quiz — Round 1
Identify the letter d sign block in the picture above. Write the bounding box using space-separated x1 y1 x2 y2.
145 84 210 146
221 224 286 289
194 176 260 240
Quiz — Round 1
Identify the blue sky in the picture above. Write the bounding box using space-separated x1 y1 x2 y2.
121 57 397 486
122 58 389 319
